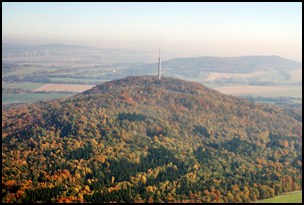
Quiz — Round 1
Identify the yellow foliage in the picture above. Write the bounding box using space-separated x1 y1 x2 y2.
91 139 98 146
96 155 106 164
74 187 79 193
78 193 84 200
84 185 91 192
75 173 82 179
140 175 147 184
281 140 289 148
146 185 157 193
85 167 92 174
153 136 159 141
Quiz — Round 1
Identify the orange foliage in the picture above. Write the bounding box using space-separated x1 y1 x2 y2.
148 196 154 203
4 180 17 189
57 196 78 203
63 169 70 178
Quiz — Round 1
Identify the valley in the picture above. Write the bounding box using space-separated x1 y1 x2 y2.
2 44 302 105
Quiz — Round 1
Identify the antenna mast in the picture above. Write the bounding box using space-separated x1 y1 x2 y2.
158 47 161 80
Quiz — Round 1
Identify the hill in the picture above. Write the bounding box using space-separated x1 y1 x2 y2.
2 76 302 203
127 55 301 74
162 55 301 73
122 56 302 84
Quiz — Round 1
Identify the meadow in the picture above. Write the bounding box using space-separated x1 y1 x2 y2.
256 191 302 203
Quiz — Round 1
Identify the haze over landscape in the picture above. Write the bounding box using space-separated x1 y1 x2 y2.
3 2 302 61
2 2 302 203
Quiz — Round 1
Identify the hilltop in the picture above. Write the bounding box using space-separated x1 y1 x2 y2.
2 76 302 203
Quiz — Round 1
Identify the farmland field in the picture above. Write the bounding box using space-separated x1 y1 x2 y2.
2 93 74 104
205 71 264 82
3 67 49 76
257 71 288 82
33 84 95 93
48 77 100 83
256 190 302 203
214 85 302 98
2 82 44 90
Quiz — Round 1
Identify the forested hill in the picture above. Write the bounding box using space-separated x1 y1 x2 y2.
2 75 302 203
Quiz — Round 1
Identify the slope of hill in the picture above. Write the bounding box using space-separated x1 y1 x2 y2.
2 76 302 203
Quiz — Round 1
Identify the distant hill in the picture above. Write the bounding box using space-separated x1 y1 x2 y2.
163 55 301 73
2 43 156 64
2 43 96 53
2 75 302 203
123 56 302 79
3 43 301 84
2 43 159 54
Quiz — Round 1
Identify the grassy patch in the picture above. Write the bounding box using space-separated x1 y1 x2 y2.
2 93 74 104
256 191 302 203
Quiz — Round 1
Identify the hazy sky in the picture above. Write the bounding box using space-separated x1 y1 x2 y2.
2 2 302 61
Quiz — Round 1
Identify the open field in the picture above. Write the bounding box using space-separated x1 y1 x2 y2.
2 82 44 90
257 71 287 82
214 85 302 98
5 65 57 76
205 71 264 82
33 84 95 93
256 190 302 203
3 67 48 76
2 93 74 104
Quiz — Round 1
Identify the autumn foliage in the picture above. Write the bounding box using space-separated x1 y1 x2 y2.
2 76 302 203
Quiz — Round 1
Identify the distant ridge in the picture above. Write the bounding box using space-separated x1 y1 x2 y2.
129 55 301 75
2 43 96 52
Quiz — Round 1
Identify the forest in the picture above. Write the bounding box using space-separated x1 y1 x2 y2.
2 76 302 203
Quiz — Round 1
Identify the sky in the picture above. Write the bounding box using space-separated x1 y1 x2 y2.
2 2 302 61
